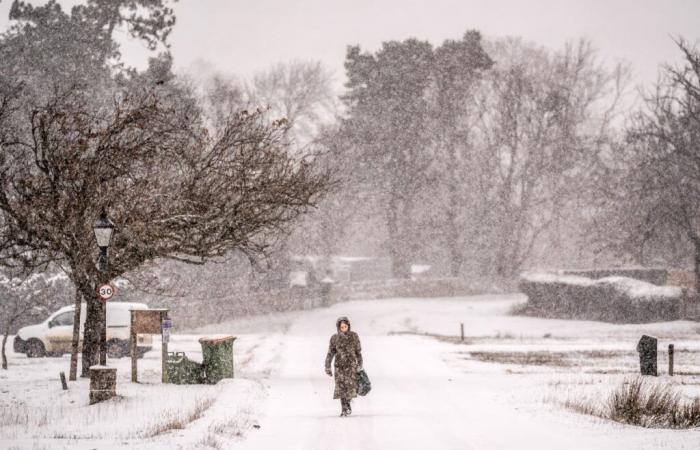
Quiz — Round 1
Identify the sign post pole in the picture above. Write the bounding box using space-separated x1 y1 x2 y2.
130 311 138 382
161 312 171 384
97 283 115 366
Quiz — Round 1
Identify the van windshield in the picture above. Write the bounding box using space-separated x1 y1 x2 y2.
51 311 74 327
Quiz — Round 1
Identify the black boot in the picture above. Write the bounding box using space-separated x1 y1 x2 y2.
340 398 350 417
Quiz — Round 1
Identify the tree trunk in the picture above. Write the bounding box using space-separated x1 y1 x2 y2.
388 236 410 279
446 177 463 277
694 241 700 294
81 285 102 377
443 137 464 278
494 220 512 278
387 195 410 279
69 287 83 381
447 212 462 277
2 329 8 370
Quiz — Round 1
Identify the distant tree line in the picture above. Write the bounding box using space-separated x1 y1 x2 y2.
296 32 627 281
287 31 700 290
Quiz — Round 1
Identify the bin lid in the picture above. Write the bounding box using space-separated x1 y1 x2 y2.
198 334 236 344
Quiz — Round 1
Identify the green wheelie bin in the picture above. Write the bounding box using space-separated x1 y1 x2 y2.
166 351 206 384
199 335 236 384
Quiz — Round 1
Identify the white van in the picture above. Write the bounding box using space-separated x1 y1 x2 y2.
13 302 153 358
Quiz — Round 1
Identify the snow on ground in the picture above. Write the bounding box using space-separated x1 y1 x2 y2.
0 332 276 450
1 294 700 449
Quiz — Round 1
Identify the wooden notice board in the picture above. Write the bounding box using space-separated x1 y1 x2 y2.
132 309 164 334
130 309 169 383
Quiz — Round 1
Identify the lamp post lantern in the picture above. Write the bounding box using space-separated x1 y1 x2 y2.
93 209 114 365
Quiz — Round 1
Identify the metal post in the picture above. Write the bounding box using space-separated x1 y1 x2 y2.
669 344 675 376
99 247 108 366
161 311 169 384
130 311 138 382
460 323 464 342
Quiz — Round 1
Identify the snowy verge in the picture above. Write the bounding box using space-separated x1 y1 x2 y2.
0 333 276 449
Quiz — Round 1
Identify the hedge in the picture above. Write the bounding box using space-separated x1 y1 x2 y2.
518 273 684 323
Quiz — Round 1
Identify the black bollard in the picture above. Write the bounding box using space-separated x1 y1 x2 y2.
60 371 68 390
636 335 658 376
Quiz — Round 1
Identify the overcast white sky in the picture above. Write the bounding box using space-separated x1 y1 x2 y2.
1 0 699 90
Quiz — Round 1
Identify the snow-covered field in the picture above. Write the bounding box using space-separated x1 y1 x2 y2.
2 294 700 449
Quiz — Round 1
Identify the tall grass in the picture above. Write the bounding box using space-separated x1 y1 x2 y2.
567 377 700 429
142 397 215 438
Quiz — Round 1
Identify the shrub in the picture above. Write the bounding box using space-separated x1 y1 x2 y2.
518 273 683 323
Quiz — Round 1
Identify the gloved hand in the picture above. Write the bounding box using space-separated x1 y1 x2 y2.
325 367 332 376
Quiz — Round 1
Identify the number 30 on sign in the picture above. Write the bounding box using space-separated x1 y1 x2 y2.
97 284 116 301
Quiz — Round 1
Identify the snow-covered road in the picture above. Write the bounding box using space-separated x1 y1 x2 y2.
237 334 481 450
233 299 700 450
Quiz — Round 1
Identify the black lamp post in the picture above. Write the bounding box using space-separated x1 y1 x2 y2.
93 209 114 365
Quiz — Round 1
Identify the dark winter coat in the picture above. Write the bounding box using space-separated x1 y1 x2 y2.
325 316 363 399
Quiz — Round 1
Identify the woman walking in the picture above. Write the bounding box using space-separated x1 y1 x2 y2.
325 316 363 417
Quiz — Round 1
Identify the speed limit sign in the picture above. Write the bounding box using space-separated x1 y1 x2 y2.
97 283 116 301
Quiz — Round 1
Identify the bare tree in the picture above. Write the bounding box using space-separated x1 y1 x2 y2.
249 60 337 149
0 270 70 369
605 39 700 289
194 72 247 135
475 38 627 277
0 76 330 375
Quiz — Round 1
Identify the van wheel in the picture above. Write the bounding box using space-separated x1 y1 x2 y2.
107 340 126 359
26 339 46 358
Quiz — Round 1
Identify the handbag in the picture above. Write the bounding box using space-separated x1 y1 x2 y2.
357 369 371 396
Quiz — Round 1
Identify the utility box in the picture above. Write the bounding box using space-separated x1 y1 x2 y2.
166 352 205 385
199 335 236 384
637 334 658 376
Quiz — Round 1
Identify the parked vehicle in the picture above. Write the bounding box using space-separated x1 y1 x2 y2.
13 302 153 358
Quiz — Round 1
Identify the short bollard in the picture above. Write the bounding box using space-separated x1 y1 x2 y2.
89 366 117 405
636 335 658 376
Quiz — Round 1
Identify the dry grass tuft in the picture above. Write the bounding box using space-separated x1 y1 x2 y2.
197 433 222 449
143 397 215 438
469 351 570 367
565 377 700 429
0 405 52 427
467 350 632 368
563 397 599 417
